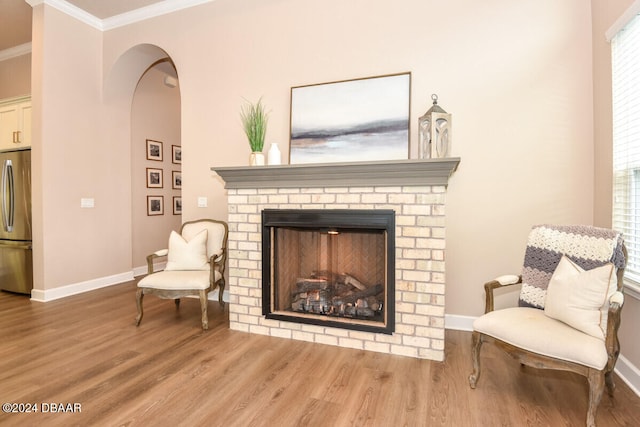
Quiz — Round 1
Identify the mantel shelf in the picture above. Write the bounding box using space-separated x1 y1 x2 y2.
212 158 460 189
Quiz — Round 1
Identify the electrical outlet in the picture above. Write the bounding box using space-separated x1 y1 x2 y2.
197 197 208 208
80 198 95 208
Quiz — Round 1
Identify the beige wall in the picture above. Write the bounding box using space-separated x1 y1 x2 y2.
32 4 131 291
106 0 591 304
131 65 182 269
102 0 594 314
591 0 640 367
29 0 640 369
0 54 31 99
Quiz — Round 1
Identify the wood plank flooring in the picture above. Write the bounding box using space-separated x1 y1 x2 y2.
0 280 639 426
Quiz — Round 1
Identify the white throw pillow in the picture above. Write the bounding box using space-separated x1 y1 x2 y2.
165 229 209 271
544 255 615 340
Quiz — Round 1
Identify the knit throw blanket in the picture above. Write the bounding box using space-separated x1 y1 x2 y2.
518 224 626 309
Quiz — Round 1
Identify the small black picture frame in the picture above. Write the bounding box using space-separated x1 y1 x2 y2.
172 145 182 164
147 196 164 216
172 171 182 189
146 139 163 161
173 196 182 215
146 168 163 188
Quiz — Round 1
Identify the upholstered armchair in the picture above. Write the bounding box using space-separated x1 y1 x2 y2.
135 219 228 330
469 224 627 427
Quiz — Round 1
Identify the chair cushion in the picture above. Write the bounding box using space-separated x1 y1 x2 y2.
544 256 615 340
165 229 209 271
518 225 624 309
138 270 221 290
473 307 608 369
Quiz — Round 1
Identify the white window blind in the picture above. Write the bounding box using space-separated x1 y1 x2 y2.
612 12 640 288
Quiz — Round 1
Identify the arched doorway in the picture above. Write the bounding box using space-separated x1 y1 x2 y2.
102 44 181 274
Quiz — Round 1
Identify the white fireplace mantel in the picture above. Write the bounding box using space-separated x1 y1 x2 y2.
212 158 460 189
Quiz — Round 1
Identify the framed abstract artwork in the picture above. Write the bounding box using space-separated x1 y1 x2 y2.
289 72 411 164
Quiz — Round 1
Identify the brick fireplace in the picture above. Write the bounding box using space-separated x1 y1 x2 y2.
213 159 459 361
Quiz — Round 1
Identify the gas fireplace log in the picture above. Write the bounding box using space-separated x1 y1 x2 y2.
343 273 367 290
310 270 341 282
366 296 381 311
333 284 384 305
296 278 329 292
311 271 366 291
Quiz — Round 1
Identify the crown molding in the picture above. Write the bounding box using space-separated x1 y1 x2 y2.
0 42 32 62
103 0 214 31
26 0 102 30
25 0 214 31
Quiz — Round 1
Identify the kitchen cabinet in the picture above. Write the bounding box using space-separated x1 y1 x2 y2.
0 96 31 150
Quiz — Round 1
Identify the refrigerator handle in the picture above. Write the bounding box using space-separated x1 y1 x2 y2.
2 159 14 232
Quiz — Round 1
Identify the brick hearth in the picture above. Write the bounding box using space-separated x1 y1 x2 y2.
214 159 459 361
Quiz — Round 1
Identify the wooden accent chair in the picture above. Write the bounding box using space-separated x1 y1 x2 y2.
469 224 627 427
135 219 228 330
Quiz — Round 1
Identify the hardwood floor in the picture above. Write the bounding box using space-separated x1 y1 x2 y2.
1 280 639 427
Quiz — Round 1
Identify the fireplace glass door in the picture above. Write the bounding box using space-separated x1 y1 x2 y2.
262 209 395 334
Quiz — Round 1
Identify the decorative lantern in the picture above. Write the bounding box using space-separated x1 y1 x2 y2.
418 94 452 158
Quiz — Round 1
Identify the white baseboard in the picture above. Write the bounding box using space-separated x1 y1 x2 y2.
133 265 147 277
615 354 640 397
445 314 475 331
133 262 166 277
30 271 134 302
30 268 230 303
444 313 640 398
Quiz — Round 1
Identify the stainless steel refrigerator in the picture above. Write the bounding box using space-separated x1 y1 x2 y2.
0 148 32 294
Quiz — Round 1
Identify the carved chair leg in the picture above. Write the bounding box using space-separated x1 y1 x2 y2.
587 369 605 427
469 331 483 389
135 288 144 326
199 290 209 330
218 279 226 309
605 371 616 398
175 298 181 309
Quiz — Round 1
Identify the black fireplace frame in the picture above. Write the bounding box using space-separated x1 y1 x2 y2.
261 209 395 334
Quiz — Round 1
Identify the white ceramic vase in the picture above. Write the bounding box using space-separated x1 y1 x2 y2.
268 143 282 165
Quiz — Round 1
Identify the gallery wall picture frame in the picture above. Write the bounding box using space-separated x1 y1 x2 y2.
146 168 163 188
172 171 182 189
289 72 411 165
172 145 182 164
173 196 182 215
147 196 164 216
146 139 163 161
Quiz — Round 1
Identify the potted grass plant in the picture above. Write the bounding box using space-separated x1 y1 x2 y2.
240 97 269 166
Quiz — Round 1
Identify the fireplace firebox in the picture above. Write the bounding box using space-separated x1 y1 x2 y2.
262 209 395 334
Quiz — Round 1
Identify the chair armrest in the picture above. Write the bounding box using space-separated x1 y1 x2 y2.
209 249 228 278
146 249 168 275
605 291 624 371
484 274 522 313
